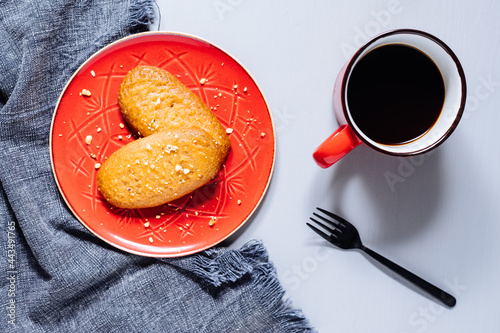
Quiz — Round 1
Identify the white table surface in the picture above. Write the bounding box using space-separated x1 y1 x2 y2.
155 1 500 332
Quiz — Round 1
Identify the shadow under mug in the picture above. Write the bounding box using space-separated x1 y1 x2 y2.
313 29 466 168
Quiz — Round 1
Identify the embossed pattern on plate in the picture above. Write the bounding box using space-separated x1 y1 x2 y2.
50 32 275 257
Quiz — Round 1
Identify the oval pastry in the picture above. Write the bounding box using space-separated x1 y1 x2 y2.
118 66 231 159
97 128 223 209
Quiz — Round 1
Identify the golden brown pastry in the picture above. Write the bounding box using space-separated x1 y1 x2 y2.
97 128 224 209
118 66 231 159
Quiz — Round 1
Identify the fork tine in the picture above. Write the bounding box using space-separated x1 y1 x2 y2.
311 214 344 236
306 222 331 243
316 207 349 226
312 212 339 227
309 216 337 233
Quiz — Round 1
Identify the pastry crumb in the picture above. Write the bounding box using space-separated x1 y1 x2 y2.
81 89 91 97
166 144 178 152
85 135 92 145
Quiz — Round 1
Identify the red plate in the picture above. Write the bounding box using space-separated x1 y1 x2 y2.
50 32 275 257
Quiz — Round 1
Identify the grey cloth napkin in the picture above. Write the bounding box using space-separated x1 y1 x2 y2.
0 0 314 332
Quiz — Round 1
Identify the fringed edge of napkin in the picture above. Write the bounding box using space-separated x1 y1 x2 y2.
128 0 156 33
190 240 315 332
191 239 267 287
250 258 315 332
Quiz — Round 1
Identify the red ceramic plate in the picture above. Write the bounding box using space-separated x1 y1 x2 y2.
50 32 275 257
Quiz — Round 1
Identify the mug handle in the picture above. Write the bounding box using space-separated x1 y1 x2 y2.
313 125 361 168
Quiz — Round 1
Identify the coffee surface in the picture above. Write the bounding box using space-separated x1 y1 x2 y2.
347 44 445 145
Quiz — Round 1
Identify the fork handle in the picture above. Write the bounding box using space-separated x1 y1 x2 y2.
361 246 456 307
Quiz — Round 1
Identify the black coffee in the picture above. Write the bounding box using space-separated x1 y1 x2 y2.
347 44 445 145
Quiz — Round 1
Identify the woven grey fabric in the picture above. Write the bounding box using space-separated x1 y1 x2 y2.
0 1 314 332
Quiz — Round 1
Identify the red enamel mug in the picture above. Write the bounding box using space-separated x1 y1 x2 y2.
313 29 466 168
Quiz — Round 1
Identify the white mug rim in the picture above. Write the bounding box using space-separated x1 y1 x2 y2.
340 29 467 156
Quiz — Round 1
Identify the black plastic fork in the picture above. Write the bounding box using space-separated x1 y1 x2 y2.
307 207 456 308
